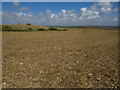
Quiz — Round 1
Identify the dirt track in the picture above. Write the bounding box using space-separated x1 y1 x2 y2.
2 29 119 88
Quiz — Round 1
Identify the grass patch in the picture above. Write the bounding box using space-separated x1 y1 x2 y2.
49 27 68 31
57 29 68 31
2 30 32 32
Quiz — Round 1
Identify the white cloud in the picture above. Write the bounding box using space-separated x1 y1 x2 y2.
100 7 112 14
18 7 29 11
46 10 52 13
80 8 87 12
80 7 100 20
91 2 118 15
61 9 66 13
51 14 58 18
114 17 118 21
13 1 19 7
17 12 32 17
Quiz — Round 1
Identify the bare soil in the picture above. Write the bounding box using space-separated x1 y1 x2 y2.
2 29 119 88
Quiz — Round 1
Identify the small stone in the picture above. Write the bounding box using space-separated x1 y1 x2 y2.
40 70 43 73
77 61 79 64
96 78 101 81
51 64 54 66
57 77 59 79
73 63 76 65
20 63 23 65
3 82 6 85
88 74 92 76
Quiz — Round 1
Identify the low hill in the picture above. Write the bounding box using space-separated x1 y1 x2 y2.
1 24 49 31
1 24 67 31
54 26 119 30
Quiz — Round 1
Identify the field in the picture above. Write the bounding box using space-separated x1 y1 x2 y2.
2 28 119 88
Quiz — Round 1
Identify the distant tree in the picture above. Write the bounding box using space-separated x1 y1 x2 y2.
27 23 31 25
28 28 32 31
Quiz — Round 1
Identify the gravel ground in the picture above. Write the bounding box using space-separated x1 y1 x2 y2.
2 29 119 88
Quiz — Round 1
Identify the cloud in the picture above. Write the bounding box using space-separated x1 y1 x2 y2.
79 8 100 20
98 2 112 8
17 12 32 17
91 2 118 15
80 8 87 12
61 9 67 13
18 7 29 11
98 2 113 14
2 11 33 24
100 7 112 14
113 8 118 12
13 1 19 7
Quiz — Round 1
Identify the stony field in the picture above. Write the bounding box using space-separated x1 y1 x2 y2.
2 29 119 88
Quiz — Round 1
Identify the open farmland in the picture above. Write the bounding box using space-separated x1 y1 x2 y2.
2 28 119 88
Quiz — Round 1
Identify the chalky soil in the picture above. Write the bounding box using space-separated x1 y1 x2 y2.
2 29 119 88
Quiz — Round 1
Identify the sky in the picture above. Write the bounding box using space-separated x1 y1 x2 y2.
2 2 119 26
2 0 120 2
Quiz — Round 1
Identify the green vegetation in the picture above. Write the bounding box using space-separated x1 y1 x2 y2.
2 25 12 31
48 27 68 31
55 26 119 30
28 28 33 31
38 28 46 31
56 29 68 31
49 27 58 31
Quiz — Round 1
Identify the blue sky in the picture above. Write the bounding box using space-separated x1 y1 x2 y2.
2 2 119 26
2 0 119 2
3 2 98 14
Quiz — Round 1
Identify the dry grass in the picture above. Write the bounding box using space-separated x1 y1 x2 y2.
1 24 65 31
2 29 119 88
1 24 49 31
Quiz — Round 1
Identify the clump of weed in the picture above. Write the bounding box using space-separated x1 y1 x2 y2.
49 27 58 31
28 28 33 31
63 28 68 31
38 28 46 31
